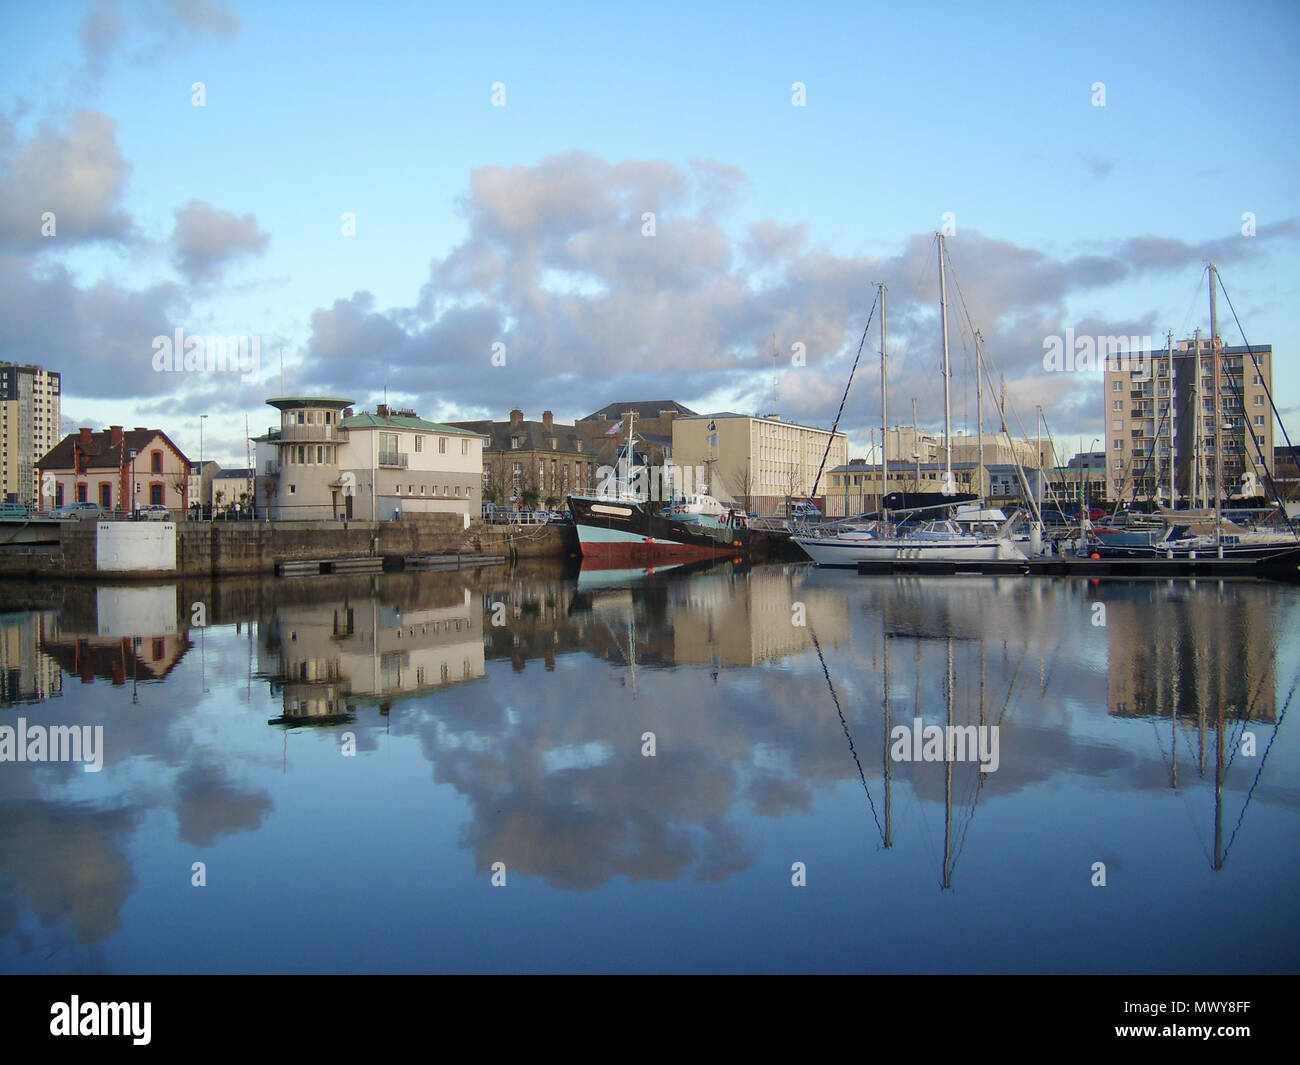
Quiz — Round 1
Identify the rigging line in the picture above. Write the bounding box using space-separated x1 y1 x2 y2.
1217 275 1298 528
1174 271 1208 351
808 290 879 502
1221 665 1298 863
809 627 886 845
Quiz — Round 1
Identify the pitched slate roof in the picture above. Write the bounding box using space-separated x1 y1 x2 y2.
342 412 480 434
447 419 588 454
579 400 697 422
38 429 188 472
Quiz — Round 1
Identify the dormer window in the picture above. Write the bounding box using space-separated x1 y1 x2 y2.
511 437 520 449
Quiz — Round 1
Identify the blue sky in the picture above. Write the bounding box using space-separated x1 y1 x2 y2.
2 0 1297 464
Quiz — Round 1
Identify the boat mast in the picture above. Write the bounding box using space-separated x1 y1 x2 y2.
975 329 985 501
1166 331 1175 508
1209 264 1223 551
938 234 954 494
625 409 637 497
879 281 889 518
912 398 920 489
1191 328 1201 509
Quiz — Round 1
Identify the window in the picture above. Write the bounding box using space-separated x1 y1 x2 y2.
288 485 296 494
438 437 446 454
1112 381 1123 392
316 445 324 463
415 437 423 452
462 439 469 455
1255 395 1264 406
1113 439 1124 450
420 485 426 494
1254 415 1265 427
150 450 163 473
1113 401 1123 411
455 486 460 496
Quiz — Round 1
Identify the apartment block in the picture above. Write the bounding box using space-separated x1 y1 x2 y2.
671 412 849 515
0 362 61 506
1103 338 1274 504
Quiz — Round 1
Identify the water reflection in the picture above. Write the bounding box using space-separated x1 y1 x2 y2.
0 566 1296 972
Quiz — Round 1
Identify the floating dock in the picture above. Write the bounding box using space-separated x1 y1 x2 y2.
855 547 1300 581
402 552 507 571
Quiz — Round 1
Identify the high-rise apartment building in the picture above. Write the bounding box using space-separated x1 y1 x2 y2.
0 362 61 506
1102 337 1273 504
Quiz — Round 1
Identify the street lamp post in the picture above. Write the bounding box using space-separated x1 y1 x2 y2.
199 414 208 522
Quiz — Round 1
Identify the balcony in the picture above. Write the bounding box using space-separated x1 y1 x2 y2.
378 451 408 469
278 424 349 443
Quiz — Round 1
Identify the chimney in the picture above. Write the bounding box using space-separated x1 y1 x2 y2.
109 426 123 447
376 403 389 418
542 410 553 431
509 409 523 428
79 427 92 446
134 426 147 432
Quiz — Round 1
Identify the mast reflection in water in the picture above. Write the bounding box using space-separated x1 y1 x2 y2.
0 566 1296 973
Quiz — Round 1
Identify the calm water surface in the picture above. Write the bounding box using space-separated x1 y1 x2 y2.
1 562 1297 973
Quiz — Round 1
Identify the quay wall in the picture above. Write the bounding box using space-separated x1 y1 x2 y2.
0 517 796 580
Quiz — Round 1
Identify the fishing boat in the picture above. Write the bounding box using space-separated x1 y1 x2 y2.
567 413 750 562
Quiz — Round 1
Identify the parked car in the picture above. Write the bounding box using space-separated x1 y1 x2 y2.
49 501 107 521
0 501 30 519
781 500 823 520
134 504 172 521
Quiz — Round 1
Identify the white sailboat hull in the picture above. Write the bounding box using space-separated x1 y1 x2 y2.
794 534 1028 567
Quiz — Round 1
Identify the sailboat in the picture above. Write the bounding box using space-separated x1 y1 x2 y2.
794 236 1028 567
1093 264 1299 562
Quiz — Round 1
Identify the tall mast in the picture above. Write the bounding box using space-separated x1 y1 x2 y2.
938 234 953 492
1191 328 1201 508
975 329 985 501
1209 264 1222 549
1167 331 1175 508
912 398 920 489
879 282 888 517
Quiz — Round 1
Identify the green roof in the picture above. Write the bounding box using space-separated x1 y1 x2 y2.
266 396 354 410
341 412 480 434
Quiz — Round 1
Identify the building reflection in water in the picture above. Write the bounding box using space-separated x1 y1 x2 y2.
257 580 486 724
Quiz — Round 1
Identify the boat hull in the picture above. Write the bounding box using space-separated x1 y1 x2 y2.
794 534 1027 568
568 495 749 562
